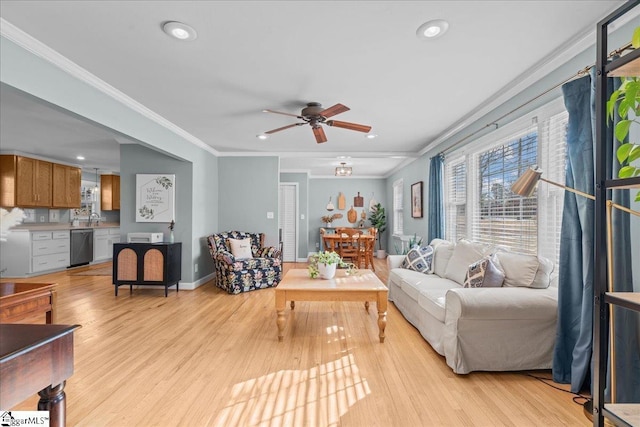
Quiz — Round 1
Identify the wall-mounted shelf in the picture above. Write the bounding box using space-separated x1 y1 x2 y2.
606 48 640 76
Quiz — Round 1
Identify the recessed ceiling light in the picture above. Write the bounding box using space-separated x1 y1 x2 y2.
76 155 85 160
337 156 351 159
257 134 269 140
416 19 449 39
162 21 198 41
365 134 377 139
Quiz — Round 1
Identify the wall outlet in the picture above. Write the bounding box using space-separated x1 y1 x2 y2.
315 242 319 249
267 212 274 219
300 214 305 220
194 264 198 273
49 209 60 222
39 215 45 222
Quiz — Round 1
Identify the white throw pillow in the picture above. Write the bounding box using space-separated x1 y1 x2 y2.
494 252 539 288
228 238 253 259
432 242 455 277
444 240 486 285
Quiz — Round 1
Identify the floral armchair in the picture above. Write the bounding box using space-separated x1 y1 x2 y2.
207 231 282 294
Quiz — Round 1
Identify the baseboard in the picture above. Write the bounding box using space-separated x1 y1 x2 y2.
126 272 215 292
180 272 215 290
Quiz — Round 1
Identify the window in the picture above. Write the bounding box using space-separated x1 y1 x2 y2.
470 129 538 253
445 159 466 241
392 179 403 235
444 100 567 266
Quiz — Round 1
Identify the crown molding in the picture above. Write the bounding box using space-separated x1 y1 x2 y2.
0 18 219 158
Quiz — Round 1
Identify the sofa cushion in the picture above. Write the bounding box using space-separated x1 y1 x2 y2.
494 251 540 288
444 240 488 285
463 256 505 288
432 241 455 277
401 245 434 273
229 237 253 259
418 288 449 322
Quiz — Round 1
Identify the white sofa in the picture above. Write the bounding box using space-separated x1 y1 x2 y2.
387 238 558 374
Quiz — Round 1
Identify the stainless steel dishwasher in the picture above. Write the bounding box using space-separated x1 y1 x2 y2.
70 228 94 267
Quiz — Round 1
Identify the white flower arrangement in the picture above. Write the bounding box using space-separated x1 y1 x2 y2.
0 208 25 241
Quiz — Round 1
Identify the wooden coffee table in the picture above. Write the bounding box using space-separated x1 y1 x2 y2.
0 282 57 324
275 269 388 343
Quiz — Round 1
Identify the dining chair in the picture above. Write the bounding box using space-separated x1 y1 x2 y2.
363 228 377 270
339 228 363 264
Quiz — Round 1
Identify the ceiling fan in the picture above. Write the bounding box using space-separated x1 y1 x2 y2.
262 102 372 143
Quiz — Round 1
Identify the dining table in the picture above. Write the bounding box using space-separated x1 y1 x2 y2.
321 233 376 270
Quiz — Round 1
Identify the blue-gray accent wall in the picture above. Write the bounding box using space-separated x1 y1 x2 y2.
218 157 280 247
308 178 386 252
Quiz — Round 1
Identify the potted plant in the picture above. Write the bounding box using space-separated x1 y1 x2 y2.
308 251 357 279
368 203 387 258
607 26 640 201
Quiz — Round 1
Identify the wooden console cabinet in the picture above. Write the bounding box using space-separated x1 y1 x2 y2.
113 242 181 297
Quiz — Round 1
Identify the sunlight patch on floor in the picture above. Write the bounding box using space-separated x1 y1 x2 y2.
213 354 370 426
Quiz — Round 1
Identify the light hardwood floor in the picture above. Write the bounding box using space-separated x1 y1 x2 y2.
4 260 589 426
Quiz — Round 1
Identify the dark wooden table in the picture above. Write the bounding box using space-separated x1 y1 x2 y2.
0 282 57 324
0 323 81 427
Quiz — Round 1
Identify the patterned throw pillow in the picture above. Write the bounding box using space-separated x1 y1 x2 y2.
463 256 505 288
401 245 434 273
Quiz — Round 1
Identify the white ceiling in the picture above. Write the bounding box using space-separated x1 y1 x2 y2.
0 1 626 177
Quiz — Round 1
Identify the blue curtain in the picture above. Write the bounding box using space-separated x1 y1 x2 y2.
553 69 640 401
553 74 595 393
428 154 444 242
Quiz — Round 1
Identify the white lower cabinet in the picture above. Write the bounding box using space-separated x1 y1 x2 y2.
94 228 120 262
1 229 70 277
31 231 70 273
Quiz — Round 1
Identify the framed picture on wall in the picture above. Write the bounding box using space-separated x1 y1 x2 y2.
411 181 423 218
135 174 175 222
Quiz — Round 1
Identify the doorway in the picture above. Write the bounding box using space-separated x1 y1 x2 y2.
279 183 298 262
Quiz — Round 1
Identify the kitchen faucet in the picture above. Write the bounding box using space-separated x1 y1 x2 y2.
89 211 100 226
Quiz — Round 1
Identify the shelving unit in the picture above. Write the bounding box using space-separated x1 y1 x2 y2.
593 2 640 426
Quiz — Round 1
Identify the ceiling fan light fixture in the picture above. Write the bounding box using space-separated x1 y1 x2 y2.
416 19 449 39
335 162 352 177
162 21 198 41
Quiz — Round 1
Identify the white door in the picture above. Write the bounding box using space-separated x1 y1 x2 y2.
279 183 297 262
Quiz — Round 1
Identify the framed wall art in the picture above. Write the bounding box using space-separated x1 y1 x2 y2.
136 174 175 222
411 181 423 218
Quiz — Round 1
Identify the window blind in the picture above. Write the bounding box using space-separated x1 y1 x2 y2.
537 111 568 266
444 157 467 241
470 127 538 253
393 179 403 235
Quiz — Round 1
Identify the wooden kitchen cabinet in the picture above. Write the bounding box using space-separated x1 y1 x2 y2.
101 174 120 211
17 156 52 207
52 163 81 208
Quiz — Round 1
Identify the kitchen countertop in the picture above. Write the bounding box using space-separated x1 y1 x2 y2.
10 222 120 231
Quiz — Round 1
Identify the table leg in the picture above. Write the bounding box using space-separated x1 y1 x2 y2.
275 290 286 342
38 382 66 427
47 289 57 324
377 292 388 343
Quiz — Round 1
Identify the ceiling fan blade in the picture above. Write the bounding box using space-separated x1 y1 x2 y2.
326 120 372 133
263 109 303 119
313 126 327 144
264 123 303 134
319 103 350 118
